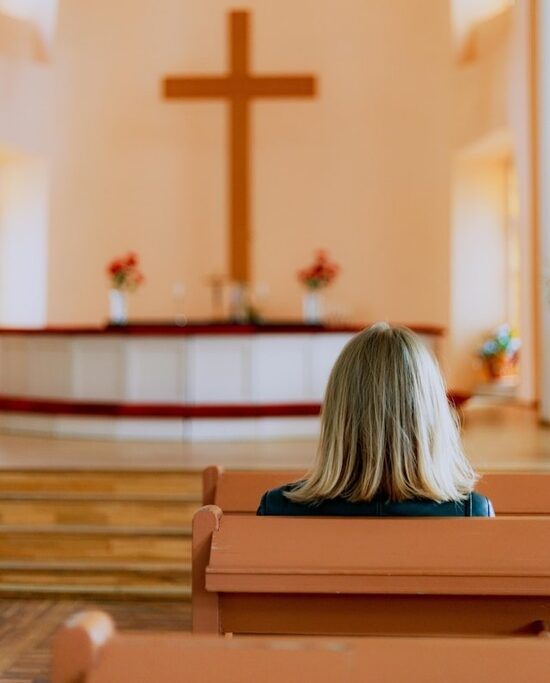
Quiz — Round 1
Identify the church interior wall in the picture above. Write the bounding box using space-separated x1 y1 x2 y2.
536 0 550 420
0 153 48 326
451 0 514 57
506 0 537 404
40 0 452 331
252 0 452 327
448 155 509 391
0 3 45 62
0 0 539 398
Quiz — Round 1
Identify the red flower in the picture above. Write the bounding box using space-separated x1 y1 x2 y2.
107 252 144 292
126 252 138 268
297 250 340 290
108 260 123 275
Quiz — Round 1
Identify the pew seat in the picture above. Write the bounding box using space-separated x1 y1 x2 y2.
52 610 550 683
192 505 550 636
203 466 550 516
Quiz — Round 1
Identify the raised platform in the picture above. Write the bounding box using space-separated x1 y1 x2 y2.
0 321 442 441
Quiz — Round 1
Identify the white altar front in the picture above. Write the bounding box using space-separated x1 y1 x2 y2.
0 323 442 441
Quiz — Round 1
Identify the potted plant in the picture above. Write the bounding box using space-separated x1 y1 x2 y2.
478 324 521 381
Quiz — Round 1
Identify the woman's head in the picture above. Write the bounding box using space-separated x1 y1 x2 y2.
287 322 476 504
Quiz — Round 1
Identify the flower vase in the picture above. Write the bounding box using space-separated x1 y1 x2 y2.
302 290 322 324
109 288 128 325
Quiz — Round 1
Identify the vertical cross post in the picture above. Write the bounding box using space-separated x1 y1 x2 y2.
163 10 317 290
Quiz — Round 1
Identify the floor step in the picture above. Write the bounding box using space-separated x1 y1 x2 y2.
0 532 191 562
0 492 200 502
0 570 190 586
0 562 192 598
0 499 199 527
0 524 191 536
0 563 191 595
0 470 202 496
0 560 190 572
0 583 191 598
0 469 201 598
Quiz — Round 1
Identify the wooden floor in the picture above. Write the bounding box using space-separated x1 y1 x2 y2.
0 401 548 472
461 401 550 470
0 599 191 683
0 400 548 681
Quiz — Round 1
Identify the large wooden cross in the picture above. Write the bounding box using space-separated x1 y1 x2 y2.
163 10 317 285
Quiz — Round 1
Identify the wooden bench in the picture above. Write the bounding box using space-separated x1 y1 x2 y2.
52 610 550 683
203 466 550 515
192 505 550 637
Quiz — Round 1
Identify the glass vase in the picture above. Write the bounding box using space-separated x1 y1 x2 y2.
109 288 128 325
302 289 322 324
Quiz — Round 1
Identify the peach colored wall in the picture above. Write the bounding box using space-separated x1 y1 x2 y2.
448 156 508 391
506 0 536 404
0 9 43 61
0 155 49 325
451 0 513 54
0 1 57 52
24 0 451 327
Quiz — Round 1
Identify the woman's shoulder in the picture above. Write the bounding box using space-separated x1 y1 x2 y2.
378 492 494 517
389 492 494 517
257 483 304 516
470 491 495 517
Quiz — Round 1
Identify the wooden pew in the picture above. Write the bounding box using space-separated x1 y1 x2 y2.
52 610 550 683
192 505 550 637
203 465 550 515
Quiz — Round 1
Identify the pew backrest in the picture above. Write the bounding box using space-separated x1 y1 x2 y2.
203 466 550 515
192 505 550 636
52 610 550 683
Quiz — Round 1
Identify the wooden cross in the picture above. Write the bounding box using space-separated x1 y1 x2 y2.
163 10 317 285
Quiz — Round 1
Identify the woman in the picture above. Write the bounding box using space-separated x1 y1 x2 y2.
258 322 494 517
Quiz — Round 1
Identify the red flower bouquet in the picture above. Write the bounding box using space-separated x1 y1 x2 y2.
107 252 145 292
297 250 339 290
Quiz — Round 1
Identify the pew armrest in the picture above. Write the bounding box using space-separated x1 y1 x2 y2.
203 465 223 505
51 610 116 683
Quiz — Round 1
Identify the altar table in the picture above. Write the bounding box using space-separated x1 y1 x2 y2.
0 322 442 441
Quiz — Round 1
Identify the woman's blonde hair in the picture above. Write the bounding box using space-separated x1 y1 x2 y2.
286 322 477 504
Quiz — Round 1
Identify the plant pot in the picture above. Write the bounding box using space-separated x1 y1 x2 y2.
483 353 515 380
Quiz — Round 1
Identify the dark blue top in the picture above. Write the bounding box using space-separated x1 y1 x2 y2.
257 484 495 517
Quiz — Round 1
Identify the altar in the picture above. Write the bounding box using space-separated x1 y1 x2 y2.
0 322 442 441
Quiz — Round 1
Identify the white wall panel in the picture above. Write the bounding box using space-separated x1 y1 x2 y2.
187 336 251 403
125 338 186 403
